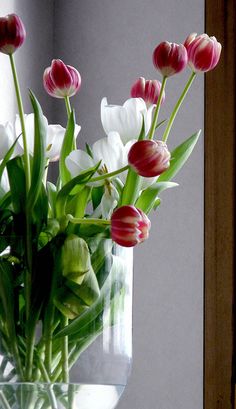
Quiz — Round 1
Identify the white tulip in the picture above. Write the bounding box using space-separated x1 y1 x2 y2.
101 184 119 219
15 114 81 162
66 132 126 185
0 122 14 160
101 97 155 144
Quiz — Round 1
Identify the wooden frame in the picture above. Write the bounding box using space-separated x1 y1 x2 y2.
204 0 235 408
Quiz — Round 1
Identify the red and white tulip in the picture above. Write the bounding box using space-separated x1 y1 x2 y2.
184 33 222 72
130 77 165 106
128 139 170 177
153 41 188 77
43 59 81 98
0 14 26 55
111 205 151 247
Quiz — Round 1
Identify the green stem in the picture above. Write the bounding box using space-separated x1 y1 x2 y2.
64 96 77 150
9 54 33 326
25 329 36 381
148 76 167 140
90 164 129 183
44 304 55 376
9 54 30 192
162 71 196 143
61 316 69 383
12 340 24 380
67 214 110 226
64 96 72 118
43 159 49 186
37 358 58 409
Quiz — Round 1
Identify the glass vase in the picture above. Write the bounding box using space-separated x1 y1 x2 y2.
0 236 133 409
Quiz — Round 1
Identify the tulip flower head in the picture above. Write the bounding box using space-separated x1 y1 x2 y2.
184 33 222 73
128 139 170 177
101 97 155 144
153 41 188 77
0 14 26 55
111 205 151 247
130 77 165 106
43 59 81 98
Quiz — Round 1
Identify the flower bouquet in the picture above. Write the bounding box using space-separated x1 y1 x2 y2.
0 13 221 409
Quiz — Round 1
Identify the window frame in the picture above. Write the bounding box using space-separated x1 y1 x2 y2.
204 1 235 408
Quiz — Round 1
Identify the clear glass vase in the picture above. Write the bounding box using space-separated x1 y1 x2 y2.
0 236 133 409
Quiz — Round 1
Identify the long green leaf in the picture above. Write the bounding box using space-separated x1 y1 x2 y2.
158 130 201 182
6 157 26 214
59 110 76 186
0 192 11 209
27 90 47 212
136 181 178 213
66 186 91 218
56 163 100 217
120 168 141 205
54 254 125 338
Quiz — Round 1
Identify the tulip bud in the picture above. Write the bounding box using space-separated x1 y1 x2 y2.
43 59 81 98
153 41 188 77
130 77 165 106
128 140 170 177
184 33 222 73
111 205 151 247
0 14 26 55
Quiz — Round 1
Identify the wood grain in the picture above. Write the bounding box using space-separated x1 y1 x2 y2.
204 0 235 408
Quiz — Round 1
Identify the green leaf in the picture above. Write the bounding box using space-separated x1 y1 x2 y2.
59 110 76 186
0 261 16 342
47 182 57 217
33 183 48 231
66 266 100 306
54 288 89 320
153 197 161 210
0 192 11 209
79 224 110 238
120 168 141 205
54 254 125 338
91 186 104 210
158 130 201 182
27 90 47 212
135 181 178 213
6 157 26 214
85 143 93 158
66 186 91 218
56 163 101 217
138 116 145 141
156 118 167 130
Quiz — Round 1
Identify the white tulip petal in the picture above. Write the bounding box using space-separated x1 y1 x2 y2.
74 124 81 144
101 184 119 219
92 132 125 173
46 124 65 161
65 149 95 177
0 167 10 192
101 97 154 144
16 113 48 155
0 122 14 159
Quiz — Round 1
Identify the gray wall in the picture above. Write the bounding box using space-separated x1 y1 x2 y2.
1 1 204 408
